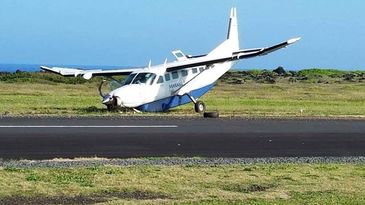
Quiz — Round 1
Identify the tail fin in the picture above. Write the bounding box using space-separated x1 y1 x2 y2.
208 7 240 57
227 7 239 50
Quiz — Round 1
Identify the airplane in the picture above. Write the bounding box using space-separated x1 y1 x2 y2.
41 7 300 115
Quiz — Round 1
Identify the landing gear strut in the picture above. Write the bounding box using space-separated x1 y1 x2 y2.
186 93 206 113
185 93 218 117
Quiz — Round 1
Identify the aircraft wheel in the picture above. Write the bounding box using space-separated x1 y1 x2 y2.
203 111 219 118
106 97 118 112
194 101 206 113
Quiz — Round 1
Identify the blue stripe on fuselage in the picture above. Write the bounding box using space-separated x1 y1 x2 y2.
136 83 215 112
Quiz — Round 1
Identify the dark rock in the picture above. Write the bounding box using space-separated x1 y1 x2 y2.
273 66 286 76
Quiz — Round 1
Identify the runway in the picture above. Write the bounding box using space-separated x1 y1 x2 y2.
0 117 364 160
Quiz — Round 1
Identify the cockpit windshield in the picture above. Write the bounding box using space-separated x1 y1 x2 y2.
132 73 156 85
123 72 157 85
123 73 137 85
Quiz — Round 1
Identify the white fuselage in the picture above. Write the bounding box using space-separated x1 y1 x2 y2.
109 60 234 108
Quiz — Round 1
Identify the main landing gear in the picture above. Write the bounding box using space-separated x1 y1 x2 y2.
187 94 218 118
186 94 205 113
194 101 206 113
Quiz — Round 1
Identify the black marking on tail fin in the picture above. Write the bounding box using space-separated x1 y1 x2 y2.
227 18 232 39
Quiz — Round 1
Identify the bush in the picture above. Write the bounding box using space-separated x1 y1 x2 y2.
298 69 346 77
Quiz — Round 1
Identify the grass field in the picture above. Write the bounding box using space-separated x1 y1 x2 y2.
0 163 364 204
0 70 364 204
0 80 364 117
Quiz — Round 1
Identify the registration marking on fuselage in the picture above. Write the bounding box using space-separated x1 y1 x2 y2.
0 125 178 128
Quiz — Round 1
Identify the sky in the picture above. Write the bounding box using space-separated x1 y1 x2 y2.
0 0 364 70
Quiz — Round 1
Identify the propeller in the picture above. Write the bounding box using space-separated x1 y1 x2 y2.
99 79 121 112
99 80 114 105
98 80 107 98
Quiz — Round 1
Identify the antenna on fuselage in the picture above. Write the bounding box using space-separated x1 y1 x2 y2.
148 60 152 69
164 58 168 67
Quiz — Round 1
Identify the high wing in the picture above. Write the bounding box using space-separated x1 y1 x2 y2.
166 37 301 72
40 66 141 80
41 37 300 77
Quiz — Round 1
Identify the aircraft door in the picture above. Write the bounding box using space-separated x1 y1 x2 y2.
131 73 157 103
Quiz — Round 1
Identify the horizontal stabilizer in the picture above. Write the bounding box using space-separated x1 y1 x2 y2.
166 37 300 72
232 37 301 60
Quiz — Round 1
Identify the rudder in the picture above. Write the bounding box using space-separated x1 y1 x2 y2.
208 7 240 57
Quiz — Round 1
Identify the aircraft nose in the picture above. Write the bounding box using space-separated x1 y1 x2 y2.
102 94 114 104
103 87 130 107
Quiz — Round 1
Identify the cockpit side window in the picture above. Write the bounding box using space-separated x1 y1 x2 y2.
157 76 164 84
123 73 137 85
132 73 157 85
149 75 156 85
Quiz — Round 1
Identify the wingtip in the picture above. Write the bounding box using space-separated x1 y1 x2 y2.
287 37 301 44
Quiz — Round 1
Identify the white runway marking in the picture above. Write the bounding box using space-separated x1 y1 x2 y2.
0 125 178 128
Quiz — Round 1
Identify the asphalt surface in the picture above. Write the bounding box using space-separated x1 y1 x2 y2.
0 117 364 160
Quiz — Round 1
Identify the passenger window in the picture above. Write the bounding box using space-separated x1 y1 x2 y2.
172 71 179 79
157 76 164 84
181 70 188 77
199 67 204 72
192 68 198 74
165 73 171 81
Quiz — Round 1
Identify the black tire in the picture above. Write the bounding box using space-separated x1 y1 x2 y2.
194 101 206 113
203 111 219 118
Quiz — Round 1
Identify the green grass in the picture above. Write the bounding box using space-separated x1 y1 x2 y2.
0 81 364 117
0 70 364 117
0 163 364 204
193 82 365 117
